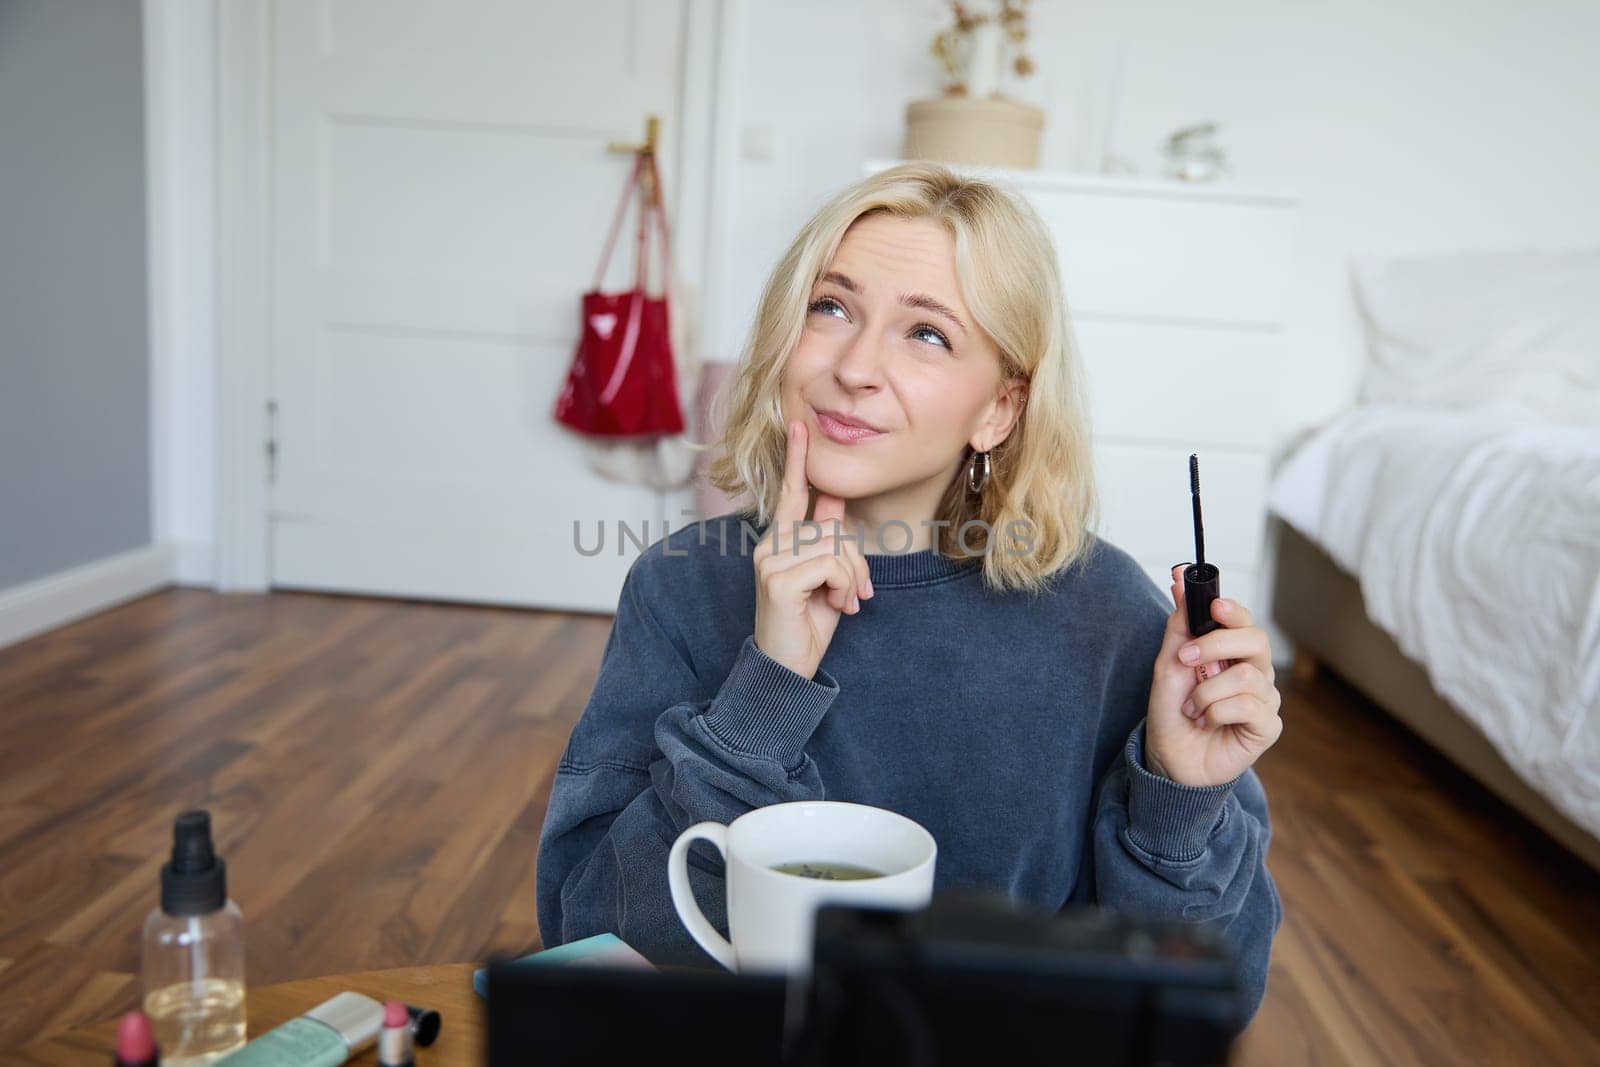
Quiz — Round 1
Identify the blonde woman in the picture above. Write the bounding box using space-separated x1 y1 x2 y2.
537 162 1283 1028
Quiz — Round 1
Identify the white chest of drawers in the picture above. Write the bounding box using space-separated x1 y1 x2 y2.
867 161 1302 624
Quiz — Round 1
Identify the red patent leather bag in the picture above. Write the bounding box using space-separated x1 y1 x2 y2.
552 151 686 437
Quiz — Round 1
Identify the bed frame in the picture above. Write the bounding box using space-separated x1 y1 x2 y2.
1270 518 1600 872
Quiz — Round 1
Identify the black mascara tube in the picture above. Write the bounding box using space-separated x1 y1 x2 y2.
1182 454 1235 685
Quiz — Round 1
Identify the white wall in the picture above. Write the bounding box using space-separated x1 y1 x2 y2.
144 0 219 585
713 0 1600 458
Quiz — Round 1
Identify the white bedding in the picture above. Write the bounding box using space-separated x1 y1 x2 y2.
1267 405 1600 844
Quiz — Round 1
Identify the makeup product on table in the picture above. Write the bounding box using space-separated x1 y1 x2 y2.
213 992 383 1066
113 1010 159 1067
472 932 654 998
1183 454 1235 683
141 810 247 1064
404 1004 441 1048
377 1001 414 1067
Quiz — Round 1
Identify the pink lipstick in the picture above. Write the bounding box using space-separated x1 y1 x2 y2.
377 1000 414 1067
114 1011 159 1067
815 410 884 444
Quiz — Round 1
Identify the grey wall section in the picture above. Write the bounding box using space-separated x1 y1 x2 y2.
0 0 151 589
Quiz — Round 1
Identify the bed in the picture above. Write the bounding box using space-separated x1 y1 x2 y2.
1264 247 1600 872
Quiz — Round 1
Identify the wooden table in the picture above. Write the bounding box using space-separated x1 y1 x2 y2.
13 964 483 1065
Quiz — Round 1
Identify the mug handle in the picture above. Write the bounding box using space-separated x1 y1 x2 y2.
667 821 737 971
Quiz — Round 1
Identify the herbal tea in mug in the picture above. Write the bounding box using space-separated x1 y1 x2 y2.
769 860 885 881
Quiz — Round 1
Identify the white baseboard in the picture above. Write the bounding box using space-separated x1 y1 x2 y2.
0 544 178 651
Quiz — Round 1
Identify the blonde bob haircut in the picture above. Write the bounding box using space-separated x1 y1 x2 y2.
700 160 1101 596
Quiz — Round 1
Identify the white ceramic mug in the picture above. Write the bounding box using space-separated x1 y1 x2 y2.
667 800 937 975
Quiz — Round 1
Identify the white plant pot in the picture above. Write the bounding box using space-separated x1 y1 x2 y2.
965 22 1005 99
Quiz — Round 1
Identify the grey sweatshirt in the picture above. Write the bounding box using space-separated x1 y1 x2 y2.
536 510 1281 1026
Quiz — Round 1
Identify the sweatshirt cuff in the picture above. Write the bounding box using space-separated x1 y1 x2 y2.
699 634 840 767
1124 719 1239 863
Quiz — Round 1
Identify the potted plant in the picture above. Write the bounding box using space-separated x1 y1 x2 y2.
905 1 1044 168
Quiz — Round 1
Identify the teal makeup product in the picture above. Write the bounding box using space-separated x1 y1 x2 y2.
213 992 384 1067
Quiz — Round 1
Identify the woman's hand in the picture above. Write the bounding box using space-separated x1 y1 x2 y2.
1144 563 1284 787
751 420 874 680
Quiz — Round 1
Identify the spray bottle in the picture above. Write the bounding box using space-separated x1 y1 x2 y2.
141 810 247 1064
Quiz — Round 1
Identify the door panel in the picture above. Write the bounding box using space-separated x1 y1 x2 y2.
268 0 686 611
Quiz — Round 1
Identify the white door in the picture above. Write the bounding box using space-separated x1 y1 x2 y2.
267 0 688 613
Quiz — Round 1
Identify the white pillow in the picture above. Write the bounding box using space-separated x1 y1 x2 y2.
1351 247 1600 424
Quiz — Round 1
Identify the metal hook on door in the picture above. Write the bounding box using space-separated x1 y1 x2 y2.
607 115 661 196
606 115 660 158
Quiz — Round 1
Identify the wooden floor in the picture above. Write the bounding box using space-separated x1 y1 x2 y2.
1 588 1597 1063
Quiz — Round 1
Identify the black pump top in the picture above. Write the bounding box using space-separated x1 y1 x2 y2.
161 809 228 916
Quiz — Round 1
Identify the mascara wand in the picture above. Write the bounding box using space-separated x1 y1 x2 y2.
1183 453 1224 643
1190 453 1206 572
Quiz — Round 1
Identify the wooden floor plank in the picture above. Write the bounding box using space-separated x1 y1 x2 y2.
0 587 1596 1061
